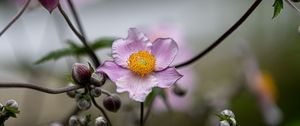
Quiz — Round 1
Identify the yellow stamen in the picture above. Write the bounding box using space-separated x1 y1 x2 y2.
128 51 156 77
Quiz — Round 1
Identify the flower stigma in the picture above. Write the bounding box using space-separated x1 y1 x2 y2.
128 51 156 77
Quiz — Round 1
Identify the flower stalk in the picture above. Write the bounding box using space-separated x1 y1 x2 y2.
0 0 31 37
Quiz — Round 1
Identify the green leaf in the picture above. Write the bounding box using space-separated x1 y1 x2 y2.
4 106 19 114
35 37 115 64
272 0 284 18
145 89 158 106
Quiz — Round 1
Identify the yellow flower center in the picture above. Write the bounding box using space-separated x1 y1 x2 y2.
128 51 156 77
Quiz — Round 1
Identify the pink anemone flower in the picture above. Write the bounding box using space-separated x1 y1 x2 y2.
97 28 183 102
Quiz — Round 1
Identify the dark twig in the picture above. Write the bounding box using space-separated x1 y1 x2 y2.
0 83 82 94
174 0 262 68
143 97 155 123
88 89 112 126
140 102 144 126
66 0 100 66
57 3 85 43
0 0 31 37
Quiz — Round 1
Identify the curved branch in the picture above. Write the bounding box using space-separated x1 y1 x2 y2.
57 3 85 43
0 0 31 37
0 83 82 94
174 0 262 68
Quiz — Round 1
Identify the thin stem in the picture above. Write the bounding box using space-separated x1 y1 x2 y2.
0 0 31 37
66 0 86 38
0 83 82 94
58 3 85 43
140 102 144 126
88 88 112 126
143 97 155 123
101 89 112 96
174 0 262 68
66 0 100 66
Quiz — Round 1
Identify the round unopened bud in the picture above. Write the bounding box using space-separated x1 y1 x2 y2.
69 115 79 126
72 63 92 85
220 120 230 126
172 85 187 97
39 0 59 13
221 109 235 118
291 0 300 2
90 73 104 87
103 94 121 112
95 116 107 126
5 99 18 110
91 87 102 97
77 99 91 110
0 103 3 111
67 84 76 98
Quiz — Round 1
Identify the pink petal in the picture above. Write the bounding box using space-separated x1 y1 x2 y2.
153 67 182 88
151 38 178 71
96 61 130 82
39 0 59 13
112 28 152 68
116 72 158 102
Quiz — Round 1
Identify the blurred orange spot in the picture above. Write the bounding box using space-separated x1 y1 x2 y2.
255 71 278 102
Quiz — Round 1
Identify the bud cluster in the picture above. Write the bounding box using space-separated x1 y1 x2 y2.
217 109 237 126
72 63 105 87
69 115 107 126
0 99 20 125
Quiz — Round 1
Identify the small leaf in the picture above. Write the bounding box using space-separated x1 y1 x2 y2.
35 37 115 64
272 0 284 18
145 88 158 106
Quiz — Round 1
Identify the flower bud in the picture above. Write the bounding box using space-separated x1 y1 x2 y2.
69 115 79 126
91 87 102 97
172 85 187 97
72 63 92 85
90 73 105 87
77 99 91 110
95 116 107 126
5 99 18 110
39 0 59 13
221 109 235 118
67 84 76 98
0 103 3 111
220 120 230 126
103 94 121 112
